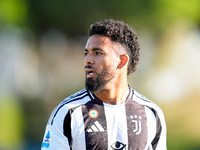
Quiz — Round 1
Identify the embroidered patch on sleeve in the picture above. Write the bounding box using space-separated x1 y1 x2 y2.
42 130 51 148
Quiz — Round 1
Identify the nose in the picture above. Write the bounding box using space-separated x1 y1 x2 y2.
84 53 94 65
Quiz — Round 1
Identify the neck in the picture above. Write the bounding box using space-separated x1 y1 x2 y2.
94 77 129 105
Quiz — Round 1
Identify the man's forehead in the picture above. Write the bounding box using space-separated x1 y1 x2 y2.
87 35 111 44
85 35 119 50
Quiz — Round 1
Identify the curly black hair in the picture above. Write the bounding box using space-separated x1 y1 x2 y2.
89 19 140 75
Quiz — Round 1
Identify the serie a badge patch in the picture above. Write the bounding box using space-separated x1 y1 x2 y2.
42 130 51 148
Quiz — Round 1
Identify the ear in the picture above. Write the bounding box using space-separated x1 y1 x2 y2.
117 54 129 69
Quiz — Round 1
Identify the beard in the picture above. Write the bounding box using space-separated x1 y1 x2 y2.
85 66 115 93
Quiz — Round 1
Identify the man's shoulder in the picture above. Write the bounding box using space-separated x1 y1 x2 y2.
60 88 91 107
63 89 88 101
132 89 166 125
47 89 91 125
132 89 163 112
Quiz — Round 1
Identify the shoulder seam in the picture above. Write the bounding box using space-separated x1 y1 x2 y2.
133 90 151 103
48 89 89 125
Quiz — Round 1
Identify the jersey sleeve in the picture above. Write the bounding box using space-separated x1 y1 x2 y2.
133 90 167 149
41 106 71 150
153 106 167 150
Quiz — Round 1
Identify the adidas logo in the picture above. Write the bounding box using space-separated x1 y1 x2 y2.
87 121 105 132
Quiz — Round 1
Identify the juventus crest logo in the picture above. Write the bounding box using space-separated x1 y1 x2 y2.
130 115 142 135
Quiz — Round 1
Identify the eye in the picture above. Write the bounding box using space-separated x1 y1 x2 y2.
110 141 126 150
96 51 102 55
84 52 88 56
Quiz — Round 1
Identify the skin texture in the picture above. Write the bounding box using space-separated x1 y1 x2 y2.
84 34 129 105
88 19 140 75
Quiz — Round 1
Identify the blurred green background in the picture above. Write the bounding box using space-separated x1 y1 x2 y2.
0 0 200 149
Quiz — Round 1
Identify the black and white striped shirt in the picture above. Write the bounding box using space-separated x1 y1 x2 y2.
41 88 167 150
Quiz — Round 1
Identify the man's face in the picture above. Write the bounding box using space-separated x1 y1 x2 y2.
84 35 120 93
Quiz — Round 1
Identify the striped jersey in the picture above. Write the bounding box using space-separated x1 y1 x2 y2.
41 88 167 150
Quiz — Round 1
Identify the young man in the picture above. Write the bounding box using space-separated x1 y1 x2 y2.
41 19 167 150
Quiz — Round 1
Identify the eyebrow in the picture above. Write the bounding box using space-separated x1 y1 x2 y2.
84 47 103 52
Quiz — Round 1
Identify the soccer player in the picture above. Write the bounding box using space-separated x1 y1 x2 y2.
41 19 167 150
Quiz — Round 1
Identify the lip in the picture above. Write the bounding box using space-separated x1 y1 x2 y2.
85 67 97 78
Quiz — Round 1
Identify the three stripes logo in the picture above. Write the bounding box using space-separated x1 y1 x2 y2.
87 121 105 132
